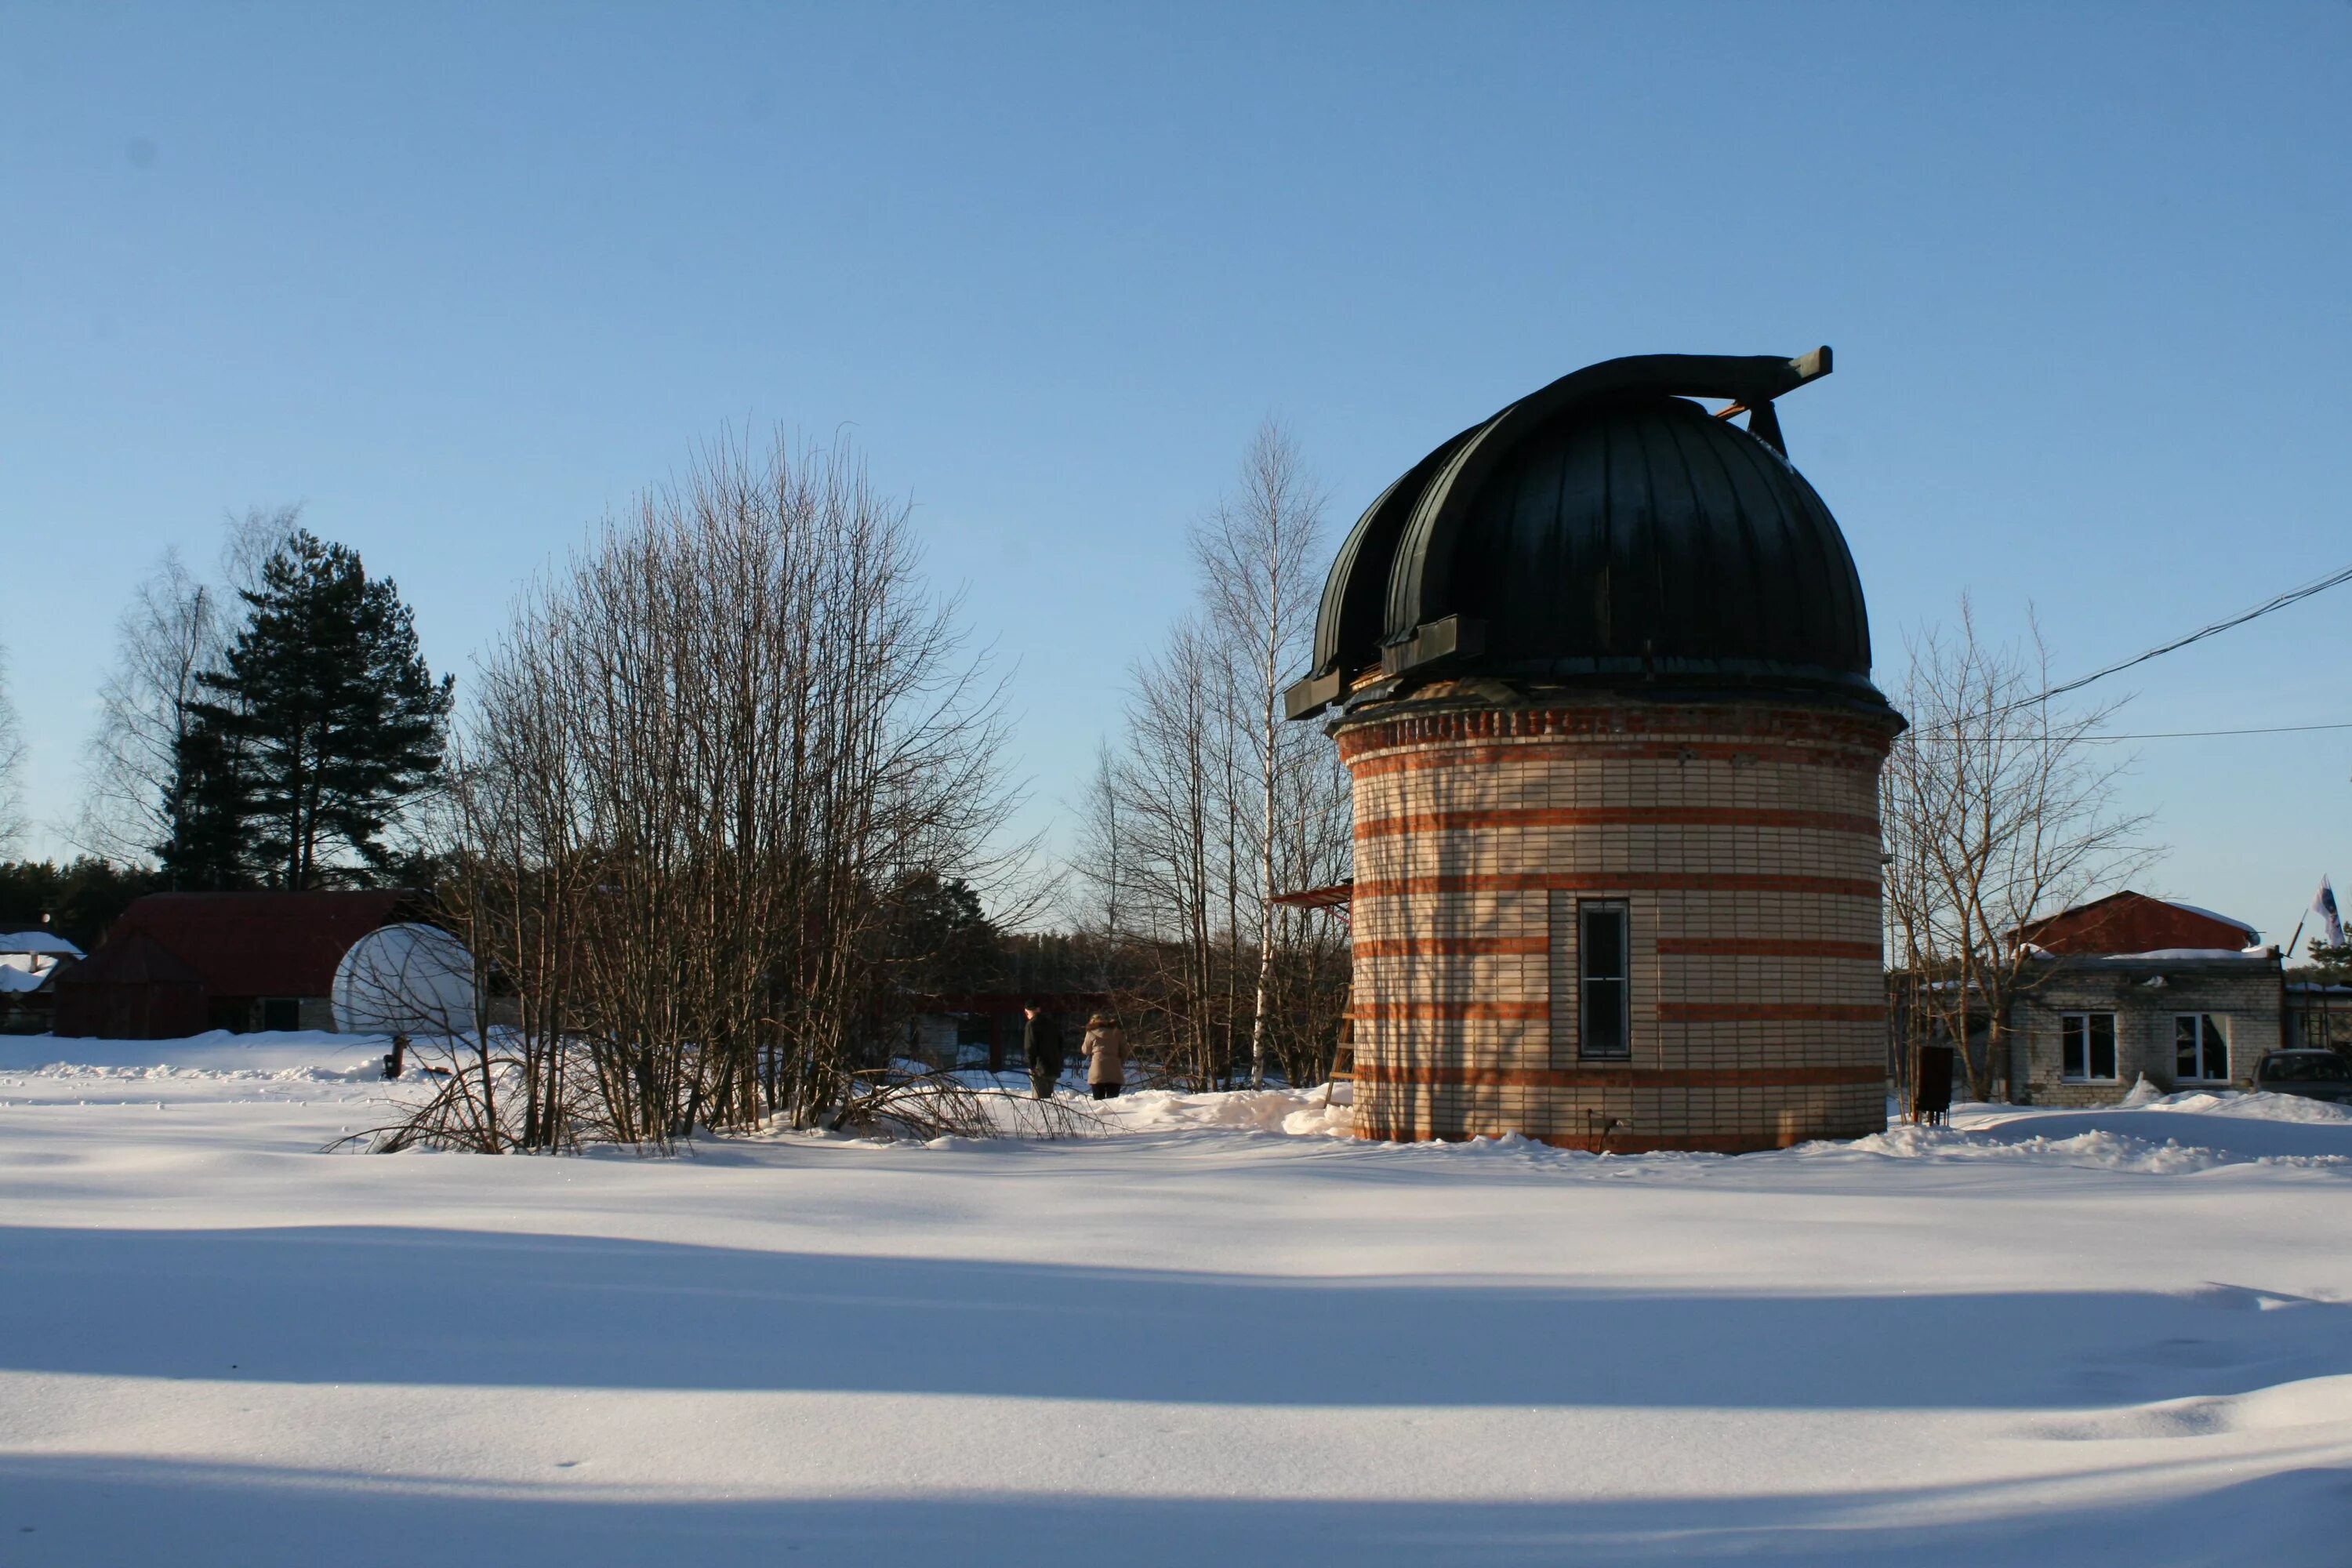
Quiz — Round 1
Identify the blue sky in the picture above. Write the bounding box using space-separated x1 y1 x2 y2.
3 3 2347 942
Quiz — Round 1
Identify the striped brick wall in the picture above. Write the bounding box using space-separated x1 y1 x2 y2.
1338 701 1900 1152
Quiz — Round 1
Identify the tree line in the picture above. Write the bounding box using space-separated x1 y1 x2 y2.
0 421 1359 1142
0 511 456 943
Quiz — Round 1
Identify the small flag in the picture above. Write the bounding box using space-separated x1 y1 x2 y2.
2318 877 2345 949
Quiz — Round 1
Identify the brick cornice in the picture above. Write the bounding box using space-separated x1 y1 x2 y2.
1337 703 1900 764
1356 805 1880 840
1352 871 1882 900
1346 740 1883 779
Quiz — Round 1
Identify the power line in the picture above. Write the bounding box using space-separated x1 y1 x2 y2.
2027 560 2352 710
1933 720 2350 742
2070 719 2352 742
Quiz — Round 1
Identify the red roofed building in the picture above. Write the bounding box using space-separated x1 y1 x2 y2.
1988 890 2281 1106
2016 890 2259 956
53 891 419 1039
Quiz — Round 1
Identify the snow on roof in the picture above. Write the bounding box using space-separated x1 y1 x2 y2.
2157 899 2258 938
2110 948 2271 961
0 966 50 993
0 931 83 957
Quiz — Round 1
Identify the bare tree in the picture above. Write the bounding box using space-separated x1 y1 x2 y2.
0 642 26 854
74 508 302 866
1071 741 1128 945
1112 617 1228 1087
1073 422 1350 1092
222 503 303 598
1261 723 1355 1087
406 430 1022 1150
1881 597 2159 1102
1191 422 1329 1087
74 550 225 863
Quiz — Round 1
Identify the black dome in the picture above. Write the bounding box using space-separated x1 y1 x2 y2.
1286 350 1888 718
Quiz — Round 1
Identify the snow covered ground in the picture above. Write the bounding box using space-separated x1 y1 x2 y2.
3 1033 2350 1565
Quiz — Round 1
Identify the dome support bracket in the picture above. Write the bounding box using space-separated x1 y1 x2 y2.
1715 397 1786 456
1381 613 1486 677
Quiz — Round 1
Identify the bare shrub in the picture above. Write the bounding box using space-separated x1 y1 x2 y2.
372 430 1019 1152
828 1065 1098 1141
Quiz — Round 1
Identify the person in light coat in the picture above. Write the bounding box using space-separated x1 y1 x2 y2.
1081 1012 1127 1100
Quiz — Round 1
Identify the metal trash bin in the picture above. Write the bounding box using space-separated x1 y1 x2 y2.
1912 1044 1955 1126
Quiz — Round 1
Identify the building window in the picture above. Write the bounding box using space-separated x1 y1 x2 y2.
2060 1012 2118 1082
261 997 301 1033
1578 901 1630 1061
2175 1013 2230 1082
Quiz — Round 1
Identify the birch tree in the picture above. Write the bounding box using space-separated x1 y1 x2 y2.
1191 422 1328 1087
1076 421 1350 1090
0 644 25 855
75 507 301 868
75 550 224 865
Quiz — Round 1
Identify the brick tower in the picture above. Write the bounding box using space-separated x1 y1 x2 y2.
1284 350 1903 1152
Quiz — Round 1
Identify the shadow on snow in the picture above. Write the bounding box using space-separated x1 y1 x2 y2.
5 1225 2348 1410
0 1452 2347 1567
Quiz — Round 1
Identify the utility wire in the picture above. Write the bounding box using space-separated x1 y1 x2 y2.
1931 560 2352 732
2025 560 2352 710
2056 719 2352 742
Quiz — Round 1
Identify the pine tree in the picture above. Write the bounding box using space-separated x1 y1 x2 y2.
188 530 453 888
156 719 253 889
2307 938 2352 985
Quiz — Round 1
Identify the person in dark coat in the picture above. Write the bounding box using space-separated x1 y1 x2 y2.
1022 1002 1065 1099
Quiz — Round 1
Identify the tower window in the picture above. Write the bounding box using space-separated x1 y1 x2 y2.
1579 901 1631 1061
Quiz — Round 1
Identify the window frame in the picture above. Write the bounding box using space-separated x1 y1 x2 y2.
1577 899 1632 1062
2173 1012 2231 1083
2059 1011 2118 1083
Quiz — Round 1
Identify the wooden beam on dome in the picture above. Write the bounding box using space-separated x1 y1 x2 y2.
1708 347 1827 456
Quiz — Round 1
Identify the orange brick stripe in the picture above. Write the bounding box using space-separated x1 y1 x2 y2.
1354 935 1551 957
1350 871 1880 899
1350 1000 1550 1022
1657 938 1883 960
1354 805 1879 840
1346 741 1879 779
1354 1063 1883 1089
1657 1002 1886 1023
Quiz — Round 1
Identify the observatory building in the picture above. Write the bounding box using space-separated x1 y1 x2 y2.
1286 349 1901 1152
